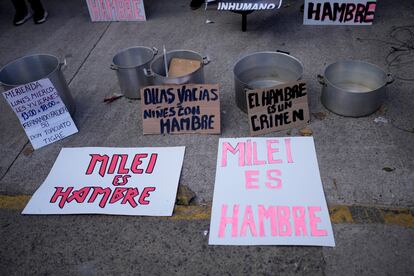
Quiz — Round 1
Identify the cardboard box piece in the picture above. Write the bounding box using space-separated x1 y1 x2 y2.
168 58 201 77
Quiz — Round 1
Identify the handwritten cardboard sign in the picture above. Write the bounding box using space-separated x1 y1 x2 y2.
22 147 185 216
206 0 283 11
304 0 377 25
246 81 309 135
140 84 221 135
86 0 146 21
2 78 78 150
209 137 335 246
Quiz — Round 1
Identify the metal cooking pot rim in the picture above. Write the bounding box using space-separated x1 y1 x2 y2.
233 51 304 89
150 49 205 79
112 46 156 69
324 60 388 93
0 53 60 87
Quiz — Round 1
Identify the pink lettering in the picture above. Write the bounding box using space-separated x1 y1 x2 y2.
50 187 74 209
277 206 292 236
221 142 245 167
86 154 109 177
265 169 282 189
240 205 257 237
245 170 260 189
266 140 282 164
138 187 156 205
293 206 307 236
284 138 294 163
253 142 265 165
308 206 328 236
218 204 239 238
258 205 277 237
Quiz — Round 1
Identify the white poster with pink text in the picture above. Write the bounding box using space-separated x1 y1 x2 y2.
22 147 185 216
209 137 335 246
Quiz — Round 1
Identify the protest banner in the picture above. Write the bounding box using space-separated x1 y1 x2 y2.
2 78 78 150
141 84 221 135
206 0 283 11
22 147 185 216
86 0 146 21
304 0 377 25
246 81 309 135
209 137 335 246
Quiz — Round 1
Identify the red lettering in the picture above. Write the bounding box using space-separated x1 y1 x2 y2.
109 187 128 204
118 154 129 174
50 187 73 209
121 188 139 207
86 154 109 177
67 187 91 204
131 154 147 174
146 153 158 173
138 187 156 205
88 187 111 208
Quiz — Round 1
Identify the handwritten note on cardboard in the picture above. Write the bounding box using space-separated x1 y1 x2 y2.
140 84 221 135
86 0 146 21
246 81 309 135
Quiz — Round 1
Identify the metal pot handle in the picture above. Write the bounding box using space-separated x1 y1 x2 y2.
202 56 210 65
317 74 327 87
59 58 67 71
144 68 154 77
110 64 118 70
386 73 395 85
152 47 159 55
276 49 290 55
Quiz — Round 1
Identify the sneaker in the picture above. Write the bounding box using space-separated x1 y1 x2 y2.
34 10 48 24
13 12 31 26
190 0 204 10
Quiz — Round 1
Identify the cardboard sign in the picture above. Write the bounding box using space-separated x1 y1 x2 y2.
2 78 78 150
246 81 309 135
141 84 221 135
86 0 146 21
209 137 335 246
206 0 283 11
304 0 377 25
22 147 185 216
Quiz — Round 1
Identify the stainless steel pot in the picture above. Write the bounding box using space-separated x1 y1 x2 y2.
233 51 303 113
0 54 75 115
319 60 394 117
145 50 210 85
111 46 158 99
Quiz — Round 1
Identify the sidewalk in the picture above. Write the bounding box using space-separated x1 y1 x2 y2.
0 0 413 275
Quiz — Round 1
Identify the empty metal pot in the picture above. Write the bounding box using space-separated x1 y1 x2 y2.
233 51 303 113
111 46 158 99
0 54 75 115
146 49 210 85
319 60 394 117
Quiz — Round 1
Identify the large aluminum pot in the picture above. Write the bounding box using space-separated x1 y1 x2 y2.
319 60 394 117
145 50 210 85
111 46 158 99
0 54 75 115
233 51 303 113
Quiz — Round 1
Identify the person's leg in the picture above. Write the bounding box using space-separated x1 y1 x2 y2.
28 0 48 24
190 0 204 10
11 0 31 25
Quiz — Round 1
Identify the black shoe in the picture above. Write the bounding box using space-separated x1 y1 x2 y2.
190 0 204 10
33 10 48 24
13 11 31 26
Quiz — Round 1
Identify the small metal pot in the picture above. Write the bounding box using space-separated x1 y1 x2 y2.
233 51 303 113
111 46 158 99
0 54 75 115
145 49 210 85
319 60 394 117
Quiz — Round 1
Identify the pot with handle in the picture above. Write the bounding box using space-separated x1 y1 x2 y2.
319 60 394 117
111 46 158 99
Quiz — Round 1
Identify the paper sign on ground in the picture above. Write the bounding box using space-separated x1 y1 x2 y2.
86 0 146 21
246 81 309 136
140 84 221 135
209 137 335 246
206 0 283 11
304 0 377 25
2 78 78 150
22 147 185 216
